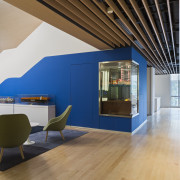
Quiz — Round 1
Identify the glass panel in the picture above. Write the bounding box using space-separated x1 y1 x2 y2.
131 64 139 115
170 74 180 107
99 60 139 117
171 97 178 107
170 74 178 96
15 94 55 105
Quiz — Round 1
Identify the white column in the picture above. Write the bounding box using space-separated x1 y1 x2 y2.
147 67 155 115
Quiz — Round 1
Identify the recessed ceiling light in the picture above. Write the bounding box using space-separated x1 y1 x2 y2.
107 7 113 14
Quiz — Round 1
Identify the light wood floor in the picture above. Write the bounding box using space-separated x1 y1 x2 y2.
0 108 180 180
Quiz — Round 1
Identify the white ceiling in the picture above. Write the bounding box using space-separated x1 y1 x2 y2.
0 0 42 52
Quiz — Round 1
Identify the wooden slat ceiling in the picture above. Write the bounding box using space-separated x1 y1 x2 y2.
4 0 179 75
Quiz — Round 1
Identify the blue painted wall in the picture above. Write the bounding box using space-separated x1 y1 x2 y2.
131 48 147 131
0 47 147 132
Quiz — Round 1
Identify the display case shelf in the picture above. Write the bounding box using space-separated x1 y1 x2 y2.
99 60 139 117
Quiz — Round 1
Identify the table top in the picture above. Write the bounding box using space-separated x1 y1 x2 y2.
30 122 39 127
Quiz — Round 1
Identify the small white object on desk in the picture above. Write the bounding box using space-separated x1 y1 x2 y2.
24 122 39 145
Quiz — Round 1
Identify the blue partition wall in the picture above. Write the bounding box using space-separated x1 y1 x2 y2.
0 47 147 132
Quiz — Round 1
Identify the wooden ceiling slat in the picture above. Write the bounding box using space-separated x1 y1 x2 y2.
80 0 126 47
154 0 175 74
142 0 173 74
140 49 163 74
167 0 177 73
68 0 130 46
91 0 131 45
4 0 111 50
105 0 164 73
117 0 168 74
55 0 120 47
129 0 170 74
44 0 115 48
5 0 177 74
93 0 162 73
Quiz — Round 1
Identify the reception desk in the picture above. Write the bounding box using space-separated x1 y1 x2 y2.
14 104 55 126
0 104 14 114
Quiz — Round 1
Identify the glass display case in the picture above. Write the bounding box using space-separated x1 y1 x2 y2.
0 96 14 104
99 60 139 117
15 94 55 105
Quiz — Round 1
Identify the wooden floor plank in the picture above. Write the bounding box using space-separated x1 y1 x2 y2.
0 108 180 180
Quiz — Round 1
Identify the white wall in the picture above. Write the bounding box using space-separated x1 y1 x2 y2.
155 75 171 108
0 22 98 84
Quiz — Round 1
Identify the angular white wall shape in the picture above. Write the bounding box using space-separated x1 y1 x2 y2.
0 22 98 84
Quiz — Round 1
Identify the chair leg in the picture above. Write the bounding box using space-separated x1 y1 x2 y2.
19 145 25 160
0 148 4 163
60 130 65 141
45 131 48 142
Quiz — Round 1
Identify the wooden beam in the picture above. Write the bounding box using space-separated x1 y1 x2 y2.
56 0 120 47
154 0 175 74
129 0 170 74
44 0 115 48
105 0 164 74
4 0 111 50
80 0 126 46
93 0 162 73
167 0 177 73
142 0 173 74
68 0 127 44
91 0 131 45
68 0 124 45
117 0 169 74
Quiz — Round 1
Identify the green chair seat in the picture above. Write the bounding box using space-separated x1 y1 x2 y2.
0 114 31 162
43 105 72 141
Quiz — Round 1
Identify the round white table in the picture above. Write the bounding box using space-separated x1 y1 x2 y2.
24 122 39 145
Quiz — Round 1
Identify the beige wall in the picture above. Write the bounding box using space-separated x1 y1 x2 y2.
0 0 42 52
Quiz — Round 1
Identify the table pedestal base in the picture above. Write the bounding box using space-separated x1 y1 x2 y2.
24 138 35 145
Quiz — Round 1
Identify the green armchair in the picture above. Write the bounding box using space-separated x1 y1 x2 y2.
43 105 72 141
0 114 31 163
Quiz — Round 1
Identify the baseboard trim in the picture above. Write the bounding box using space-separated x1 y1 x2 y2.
66 125 131 135
67 119 147 135
131 119 147 135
